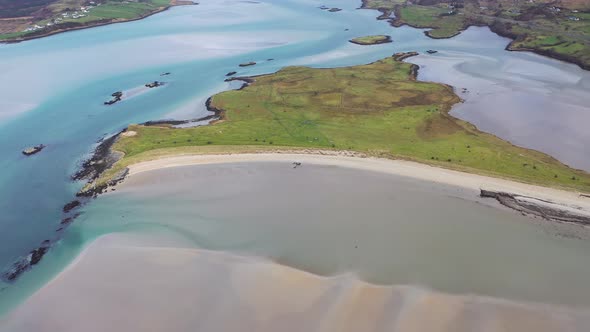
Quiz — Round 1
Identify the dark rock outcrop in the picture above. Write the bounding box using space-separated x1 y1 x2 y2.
72 133 123 184
239 62 256 67
61 213 80 225
63 200 81 213
392 51 419 62
22 144 45 156
480 189 590 226
145 81 164 88
104 91 123 105
2 245 50 282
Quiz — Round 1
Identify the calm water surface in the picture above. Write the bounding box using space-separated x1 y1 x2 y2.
0 0 589 315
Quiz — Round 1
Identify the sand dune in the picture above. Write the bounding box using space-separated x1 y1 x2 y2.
2 234 589 332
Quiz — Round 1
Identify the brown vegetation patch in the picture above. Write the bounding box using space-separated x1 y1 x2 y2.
416 113 464 139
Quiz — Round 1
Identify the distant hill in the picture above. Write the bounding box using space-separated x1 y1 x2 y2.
0 0 190 42
0 0 58 18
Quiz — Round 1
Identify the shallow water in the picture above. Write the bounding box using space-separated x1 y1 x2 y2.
409 49 590 171
3 233 590 332
0 0 590 316
27 162 590 309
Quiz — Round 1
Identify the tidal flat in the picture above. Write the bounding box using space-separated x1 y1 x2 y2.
3 160 590 331
1 0 590 325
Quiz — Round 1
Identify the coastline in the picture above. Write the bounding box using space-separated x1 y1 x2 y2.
359 1 589 71
3 52 580 282
5 157 590 323
0 2 197 44
122 152 590 216
1 0 589 320
95 53 590 197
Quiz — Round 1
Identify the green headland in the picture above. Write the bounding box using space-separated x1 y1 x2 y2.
91 54 590 193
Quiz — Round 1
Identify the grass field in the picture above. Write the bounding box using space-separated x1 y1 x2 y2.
97 56 590 192
363 0 590 69
397 5 465 38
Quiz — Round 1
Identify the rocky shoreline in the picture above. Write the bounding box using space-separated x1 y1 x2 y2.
481 189 590 226
75 87 236 197
1 133 127 282
0 51 584 283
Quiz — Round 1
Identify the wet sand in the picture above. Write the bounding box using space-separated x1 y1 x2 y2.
2 233 589 332
126 153 590 209
3 155 590 330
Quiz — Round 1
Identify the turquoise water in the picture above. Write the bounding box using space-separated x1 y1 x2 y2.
0 0 589 316
0 0 401 271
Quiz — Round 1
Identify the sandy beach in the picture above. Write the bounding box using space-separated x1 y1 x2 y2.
2 233 590 332
3 155 590 330
125 152 590 211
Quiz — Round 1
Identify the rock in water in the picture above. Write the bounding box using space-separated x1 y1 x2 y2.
63 200 81 213
145 81 164 88
22 144 45 156
239 62 256 67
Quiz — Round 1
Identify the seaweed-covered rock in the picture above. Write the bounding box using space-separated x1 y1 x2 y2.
1 245 49 282
63 200 81 213
145 81 165 88
22 144 45 156
104 91 123 105
239 62 256 67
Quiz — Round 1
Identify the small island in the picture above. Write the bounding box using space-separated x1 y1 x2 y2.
226 71 237 77
239 62 256 67
22 144 46 156
349 35 392 46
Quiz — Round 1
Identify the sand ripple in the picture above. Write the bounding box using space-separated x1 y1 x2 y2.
1 234 589 332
